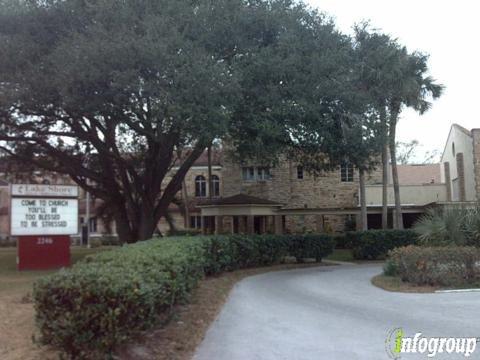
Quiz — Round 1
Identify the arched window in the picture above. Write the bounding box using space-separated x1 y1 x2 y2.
212 175 220 197
195 175 207 197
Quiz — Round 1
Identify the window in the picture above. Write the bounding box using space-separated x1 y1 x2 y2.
190 216 202 229
195 175 207 197
89 217 97 233
242 167 256 181
212 175 220 197
340 163 354 182
242 166 272 181
80 217 97 233
297 166 304 179
257 167 271 180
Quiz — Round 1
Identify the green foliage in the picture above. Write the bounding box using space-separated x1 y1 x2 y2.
386 245 480 287
0 0 361 244
34 237 206 358
348 229 418 260
202 234 288 274
166 229 202 237
383 259 398 277
414 205 480 246
287 234 335 262
34 234 335 357
335 232 357 249
201 234 334 274
72 235 121 247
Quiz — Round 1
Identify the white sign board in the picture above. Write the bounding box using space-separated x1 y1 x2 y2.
11 184 78 198
11 198 78 236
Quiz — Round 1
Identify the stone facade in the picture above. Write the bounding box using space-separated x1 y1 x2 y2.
222 157 381 208
220 156 381 233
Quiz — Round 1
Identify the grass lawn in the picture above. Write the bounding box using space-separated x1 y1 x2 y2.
0 246 113 359
325 249 354 262
0 246 113 294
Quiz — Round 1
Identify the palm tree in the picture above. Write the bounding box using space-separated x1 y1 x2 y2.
353 24 394 229
387 51 444 229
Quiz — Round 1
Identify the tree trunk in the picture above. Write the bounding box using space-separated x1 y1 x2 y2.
165 210 177 234
137 209 157 241
114 208 136 244
359 168 368 231
381 143 389 229
380 107 389 230
389 111 404 229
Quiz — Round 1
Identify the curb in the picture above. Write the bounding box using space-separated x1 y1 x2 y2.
322 259 356 266
435 289 480 294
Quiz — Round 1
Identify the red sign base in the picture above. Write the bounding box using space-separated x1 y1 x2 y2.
17 235 71 271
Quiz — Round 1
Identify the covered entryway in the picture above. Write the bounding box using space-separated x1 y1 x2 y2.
198 194 284 235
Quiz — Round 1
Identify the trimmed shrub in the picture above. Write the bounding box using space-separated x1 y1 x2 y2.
166 229 202 237
34 237 206 358
201 234 289 274
386 245 480 286
334 232 356 249
97 235 122 246
34 233 335 357
350 229 418 260
288 234 335 262
202 234 333 274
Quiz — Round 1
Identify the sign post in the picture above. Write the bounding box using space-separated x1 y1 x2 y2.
11 184 79 271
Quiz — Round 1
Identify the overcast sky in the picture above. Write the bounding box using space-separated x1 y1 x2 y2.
307 0 479 162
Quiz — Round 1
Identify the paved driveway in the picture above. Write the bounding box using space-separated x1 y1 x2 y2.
194 265 480 360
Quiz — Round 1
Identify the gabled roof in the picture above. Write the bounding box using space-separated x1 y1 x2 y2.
441 124 473 163
452 124 472 137
200 194 282 207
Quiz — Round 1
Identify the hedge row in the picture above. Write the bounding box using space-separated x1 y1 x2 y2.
34 234 334 357
337 229 418 260
385 245 480 287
